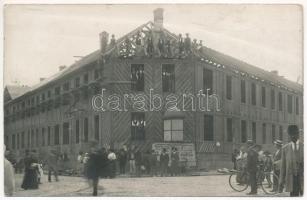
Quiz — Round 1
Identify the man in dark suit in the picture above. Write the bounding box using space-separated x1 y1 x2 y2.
271 139 283 192
279 125 304 196
246 140 259 195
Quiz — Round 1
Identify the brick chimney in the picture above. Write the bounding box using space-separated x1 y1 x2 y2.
40 78 46 82
153 8 164 31
270 70 278 76
99 31 109 54
59 65 66 71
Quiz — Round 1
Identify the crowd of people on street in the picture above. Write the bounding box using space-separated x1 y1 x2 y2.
4 124 303 197
231 124 303 197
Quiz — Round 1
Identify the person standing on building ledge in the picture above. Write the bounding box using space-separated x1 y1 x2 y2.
246 140 259 195
279 125 304 196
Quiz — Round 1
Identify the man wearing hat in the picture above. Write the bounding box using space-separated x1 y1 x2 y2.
279 125 303 196
246 140 259 195
271 139 283 192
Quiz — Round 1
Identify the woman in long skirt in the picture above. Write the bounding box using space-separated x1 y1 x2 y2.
21 150 39 190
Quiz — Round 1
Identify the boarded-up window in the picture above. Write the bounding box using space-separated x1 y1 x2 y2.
287 94 293 114
94 115 100 140
251 83 256 105
226 75 232 100
63 122 69 145
278 92 283 111
131 112 146 140
203 68 213 95
164 119 183 141
54 125 60 145
227 118 233 142
252 122 256 142
262 123 266 144
241 120 247 143
241 80 246 103
131 64 144 92
271 89 275 109
261 86 266 107
84 118 89 142
204 114 214 141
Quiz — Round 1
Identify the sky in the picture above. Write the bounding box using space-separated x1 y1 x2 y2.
4 4 303 87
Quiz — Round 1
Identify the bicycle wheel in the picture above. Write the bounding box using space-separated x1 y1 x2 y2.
261 172 278 195
229 172 249 192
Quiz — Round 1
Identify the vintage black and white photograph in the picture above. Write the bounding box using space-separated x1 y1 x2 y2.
3 3 304 197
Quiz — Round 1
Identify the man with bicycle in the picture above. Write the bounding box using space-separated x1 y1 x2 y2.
246 140 259 195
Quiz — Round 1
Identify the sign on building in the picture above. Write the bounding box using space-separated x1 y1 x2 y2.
152 143 196 167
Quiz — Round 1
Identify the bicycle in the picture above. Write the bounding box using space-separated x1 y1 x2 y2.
228 166 279 195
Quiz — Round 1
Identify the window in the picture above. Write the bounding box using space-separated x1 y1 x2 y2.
279 126 283 140
54 125 60 145
55 87 61 96
31 129 35 148
252 122 256 142
295 97 299 115
287 94 293 113
76 120 80 143
271 89 275 109
47 127 51 146
41 93 45 101
83 73 89 84
63 82 70 91
164 119 183 141
27 130 30 148
241 80 246 103
241 120 247 143
94 115 100 140
131 64 144 91
251 83 256 105
272 124 276 142
278 92 283 111
48 90 51 98
12 134 15 149
63 122 69 144
226 75 232 100
17 134 20 149
204 114 214 141
42 128 45 146
75 77 80 88
131 112 146 140
203 68 213 95
84 118 89 142
162 64 175 93
36 129 39 147
261 86 266 107
226 118 233 142
21 132 25 148
262 123 266 144
94 69 100 80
